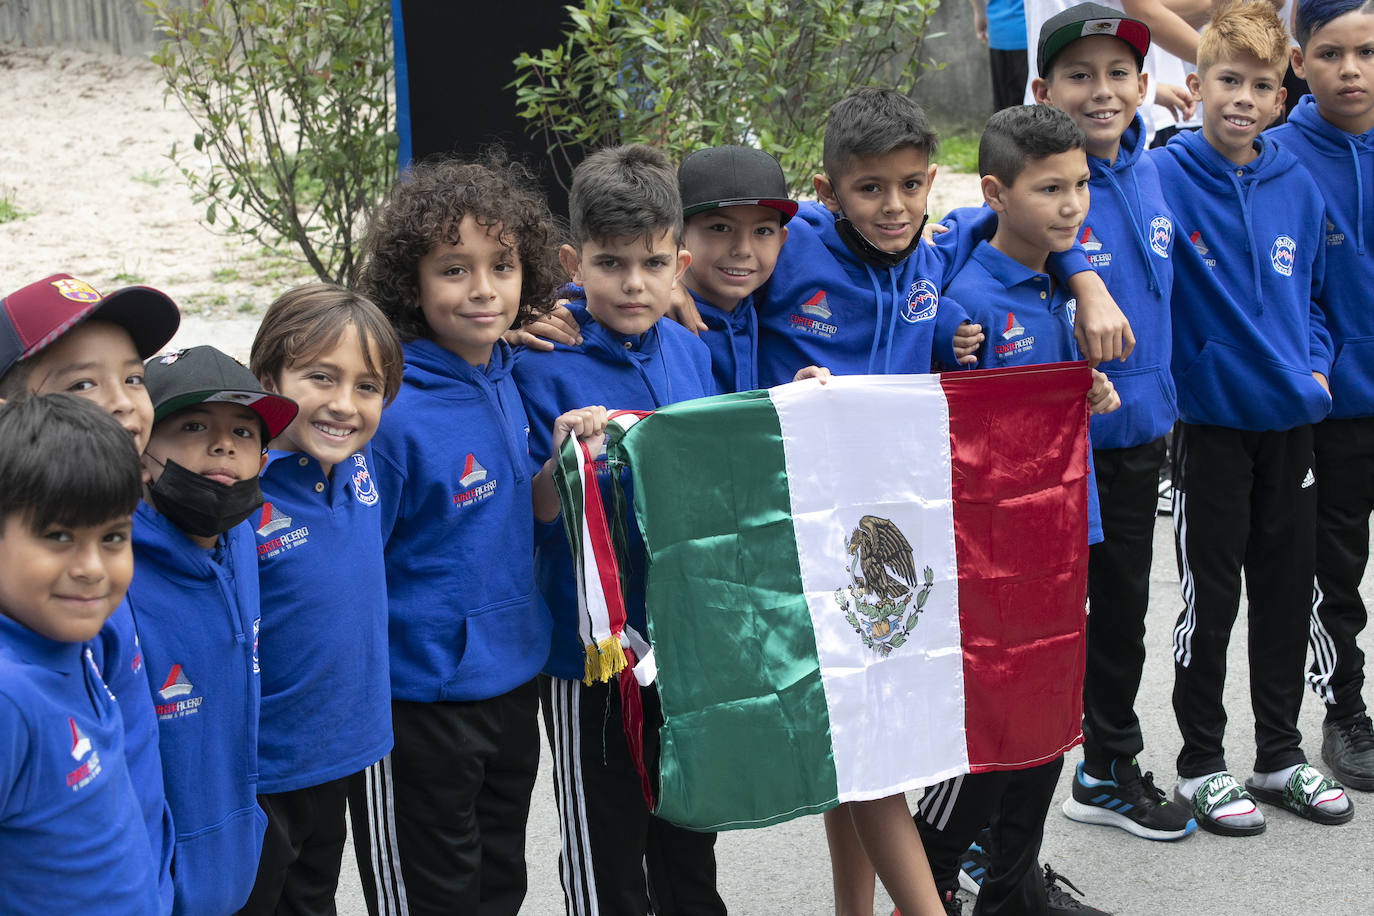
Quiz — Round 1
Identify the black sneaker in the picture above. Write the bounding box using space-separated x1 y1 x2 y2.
1323 714 1374 791
1062 758 1196 840
1044 864 1112 915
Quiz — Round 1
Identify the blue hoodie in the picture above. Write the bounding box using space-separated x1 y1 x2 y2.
0 616 160 916
691 287 760 393
128 502 265 916
370 338 551 703
254 447 392 793
513 300 716 681
1150 130 1333 431
1270 95 1374 419
1082 115 1178 448
755 203 1095 385
90 602 174 914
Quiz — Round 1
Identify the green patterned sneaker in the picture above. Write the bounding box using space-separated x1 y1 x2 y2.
1174 772 1265 836
1246 764 1355 826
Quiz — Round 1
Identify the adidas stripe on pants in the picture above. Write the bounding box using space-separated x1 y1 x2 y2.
347 681 541 916
539 675 725 916
1170 422 1315 777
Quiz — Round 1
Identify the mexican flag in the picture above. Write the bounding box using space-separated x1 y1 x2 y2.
556 363 1092 831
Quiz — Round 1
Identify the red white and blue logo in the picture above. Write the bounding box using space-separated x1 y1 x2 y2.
1150 216 1173 258
64 716 102 791
1190 231 1216 270
155 664 203 720
454 452 498 508
459 453 487 488
790 289 838 339
256 502 292 537
68 718 91 761
1001 312 1026 340
1270 235 1296 277
901 279 939 324
1079 226 1103 251
799 289 832 320
351 453 378 506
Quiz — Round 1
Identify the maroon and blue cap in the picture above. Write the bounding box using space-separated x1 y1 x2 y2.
0 273 181 378
678 146 799 223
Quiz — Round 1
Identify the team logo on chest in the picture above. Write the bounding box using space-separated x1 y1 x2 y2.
1149 216 1173 258
901 279 939 324
155 664 203 720
454 452 498 508
257 501 310 558
64 717 103 790
351 453 379 506
789 288 838 338
1327 218 1345 247
1189 231 1216 270
1080 226 1111 270
1271 235 1297 277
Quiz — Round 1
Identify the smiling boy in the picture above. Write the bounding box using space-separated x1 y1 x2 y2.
1150 0 1349 836
1268 0 1374 793
0 394 158 915
512 144 725 916
128 345 298 914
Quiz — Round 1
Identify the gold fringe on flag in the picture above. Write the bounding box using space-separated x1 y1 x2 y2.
583 636 628 685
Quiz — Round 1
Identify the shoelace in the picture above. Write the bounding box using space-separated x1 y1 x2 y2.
1136 769 1167 803
1044 864 1090 908
1337 716 1374 753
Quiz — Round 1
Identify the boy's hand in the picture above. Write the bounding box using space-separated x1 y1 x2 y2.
667 284 707 334
793 365 832 384
504 303 582 351
921 220 950 247
953 321 984 366
1087 369 1121 415
552 405 609 454
1155 83 1197 121
1072 282 1135 365
1314 371 1331 397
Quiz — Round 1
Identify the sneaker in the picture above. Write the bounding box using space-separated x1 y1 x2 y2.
1175 771 1265 836
1323 714 1374 791
1044 864 1112 914
1246 763 1355 825
1062 758 1196 841
1157 472 1173 516
957 833 989 894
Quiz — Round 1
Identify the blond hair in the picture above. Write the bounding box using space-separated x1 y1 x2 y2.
1197 0 1290 72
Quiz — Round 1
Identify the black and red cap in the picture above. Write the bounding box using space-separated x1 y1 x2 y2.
1037 3 1151 77
145 346 298 441
678 146 799 223
0 273 181 378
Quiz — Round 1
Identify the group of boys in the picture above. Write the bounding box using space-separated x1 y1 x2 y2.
4 0 1374 914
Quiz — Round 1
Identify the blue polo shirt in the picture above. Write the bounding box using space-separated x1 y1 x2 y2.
128 502 266 916
691 288 759 393
950 241 1103 544
0 615 159 915
255 447 392 794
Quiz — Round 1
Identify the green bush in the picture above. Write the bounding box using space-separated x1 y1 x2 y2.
147 0 397 284
512 0 944 196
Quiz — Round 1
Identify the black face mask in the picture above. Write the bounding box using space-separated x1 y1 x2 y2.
147 457 263 538
833 212 929 268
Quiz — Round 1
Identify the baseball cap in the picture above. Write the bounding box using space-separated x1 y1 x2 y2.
1037 3 1151 77
678 146 799 224
0 273 181 377
145 346 298 441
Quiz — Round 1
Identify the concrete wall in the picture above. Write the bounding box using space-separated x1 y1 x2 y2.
913 0 996 130
0 0 189 56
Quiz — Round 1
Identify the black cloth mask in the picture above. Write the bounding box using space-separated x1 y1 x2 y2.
833 211 929 268
147 457 263 538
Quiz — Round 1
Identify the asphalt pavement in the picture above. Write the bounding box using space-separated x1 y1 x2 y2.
334 512 1374 915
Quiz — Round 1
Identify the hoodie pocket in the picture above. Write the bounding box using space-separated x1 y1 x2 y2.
440 590 551 700
1092 365 1177 445
1180 338 1330 429
172 803 266 915
1330 336 1374 416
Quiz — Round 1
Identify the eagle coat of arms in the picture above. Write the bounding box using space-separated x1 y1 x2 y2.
834 515 934 656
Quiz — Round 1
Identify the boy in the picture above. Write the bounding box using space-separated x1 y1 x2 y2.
130 345 297 914
0 394 159 915
1032 3 1197 841
677 144 798 393
753 87 1133 392
0 273 181 912
1268 0 1374 792
513 144 724 916
1150 0 1349 835
914 105 1116 916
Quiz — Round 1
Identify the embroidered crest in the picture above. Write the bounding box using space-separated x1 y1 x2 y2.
901 279 939 324
351 453 379 506
1149 216 1172 258
833 515 934 657
1271 235 1296 277
50 278 100 302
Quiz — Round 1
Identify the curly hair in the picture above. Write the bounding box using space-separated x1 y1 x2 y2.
353 151 563 342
